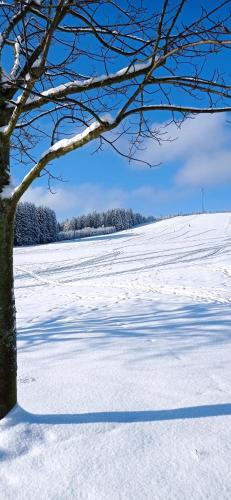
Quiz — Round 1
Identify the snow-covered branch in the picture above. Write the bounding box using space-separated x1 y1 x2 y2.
12 95 231 205
12 116 116 203
10 36 22 80
22 59 153 112
18 37 231 115
1 0 231 184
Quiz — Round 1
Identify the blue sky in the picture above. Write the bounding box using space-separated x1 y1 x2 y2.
22 111 231 221
18 1 231 221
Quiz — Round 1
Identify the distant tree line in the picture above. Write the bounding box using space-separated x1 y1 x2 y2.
14 202 58 246
14 204 155 246
58 226 116 241
59 208 155 233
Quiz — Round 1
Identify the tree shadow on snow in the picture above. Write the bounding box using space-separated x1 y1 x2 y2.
17 301 231 359
10 302 231 429
5 403 231 427
58 231 138 245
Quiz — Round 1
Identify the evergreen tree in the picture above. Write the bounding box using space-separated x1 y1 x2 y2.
58 208 155 238
14 203 58 246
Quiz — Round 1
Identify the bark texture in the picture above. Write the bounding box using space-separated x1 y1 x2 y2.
0 200 17 419
0 122 17 419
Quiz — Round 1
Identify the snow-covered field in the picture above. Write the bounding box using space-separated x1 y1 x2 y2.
1 213 231 499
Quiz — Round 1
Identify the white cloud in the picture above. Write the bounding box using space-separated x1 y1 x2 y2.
22 183 123 216
21 114 231 218
141 113 231 188
22 183 127 218
144 113 228 163
22 185 77 214
22 182 180 219
175 151 231 187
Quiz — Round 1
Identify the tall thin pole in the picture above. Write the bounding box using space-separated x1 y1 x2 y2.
201 187 205 213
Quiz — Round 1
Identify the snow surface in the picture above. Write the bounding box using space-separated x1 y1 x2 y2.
1 213 231 499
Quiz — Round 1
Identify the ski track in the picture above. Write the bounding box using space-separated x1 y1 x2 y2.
1 213 231 500
14 215 231 305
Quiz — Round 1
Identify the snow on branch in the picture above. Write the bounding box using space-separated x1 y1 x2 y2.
21 35 231 114
12 115 116 203
23 58 153 111
10 36 22 79
43 114 114 157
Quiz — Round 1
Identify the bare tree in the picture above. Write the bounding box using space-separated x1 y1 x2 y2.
1 0 231 419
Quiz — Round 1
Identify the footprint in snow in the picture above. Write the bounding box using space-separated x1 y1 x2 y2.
18 376 36 384
194 448 210 460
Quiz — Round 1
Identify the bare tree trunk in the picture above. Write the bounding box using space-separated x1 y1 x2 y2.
0 135 17 419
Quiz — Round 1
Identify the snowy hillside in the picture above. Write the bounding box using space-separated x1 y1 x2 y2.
1 213 231 499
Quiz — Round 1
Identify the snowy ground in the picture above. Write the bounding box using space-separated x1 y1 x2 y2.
1 213 231 499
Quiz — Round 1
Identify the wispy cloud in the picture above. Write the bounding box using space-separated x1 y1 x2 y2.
22 114 231 218
175 150 231 187
22 182 180 219
142 113 231 187
22 183 126 218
